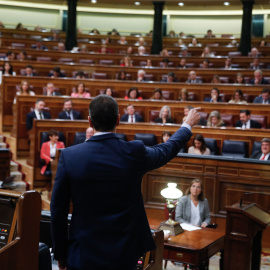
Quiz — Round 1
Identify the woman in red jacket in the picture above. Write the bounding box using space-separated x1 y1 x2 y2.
40 129 65 175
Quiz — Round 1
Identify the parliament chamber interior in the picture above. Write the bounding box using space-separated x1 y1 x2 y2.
1 0 270 269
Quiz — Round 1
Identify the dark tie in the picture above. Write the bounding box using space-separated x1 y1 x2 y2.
131 115 134 123
66 112 71 120
39 112 43 119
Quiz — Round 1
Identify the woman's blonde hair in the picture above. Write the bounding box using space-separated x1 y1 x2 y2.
207 110 224 127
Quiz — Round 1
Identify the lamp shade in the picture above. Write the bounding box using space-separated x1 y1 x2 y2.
160 183 183 200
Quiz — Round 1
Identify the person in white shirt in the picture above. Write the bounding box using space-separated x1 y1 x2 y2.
235 110 261 129
120 105 143 123
250 138 270 160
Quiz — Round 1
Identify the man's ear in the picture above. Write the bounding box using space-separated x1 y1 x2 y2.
116 114 120 126
88 116 94 128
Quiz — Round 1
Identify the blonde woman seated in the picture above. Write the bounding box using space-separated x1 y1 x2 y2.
120 56 133 67
207 110 225 127
150 88 165 100
175 179 211 228
154 105 174 124
228 89 247 104
71 82 91 98
177 88 189 101
14 79 35 104
188 134 210 155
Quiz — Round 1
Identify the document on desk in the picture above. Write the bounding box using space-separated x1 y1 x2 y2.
181 223 202 231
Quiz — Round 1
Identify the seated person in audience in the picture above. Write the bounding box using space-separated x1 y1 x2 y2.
186 71 202 83
175 179 211 228
178 88 189 101
224 57 232 69
188 134 210 155
40 129 65 176
168 30 177 38
48 67 65 78
75 71 86 79
135 37 146 46
250 47 259 58
57 42 65 52
161 58 170 68
31 39 47 50
124 87 143 100
26 98 51 130
2 62 14 76
117 70 127 80
179 46 191 57
161 72 179 83
18 51 27 61
120 56 133 67
89 28 100 34
201 59 210 68
178 58 187 68
150 88 165 100
144 59 153 68
103 36 112 44
137 69 148 82
99 44 114 54
138 46 146 55
44 82 61 96
160 49 170 56
235 110 261 129
259 40 267 47
205 29 215 38
0 21 5 28
86 127 94 140
14 79 35 103
154 105 174 124
182 106 206 126
71 82 90 98
25 65 37 77
80 45 88 53
253 88 270 104
126 46 133 55
207 110 225 127
201 46 214 57
188 37 201 47
161 131 172 143
211 75 221 84
5 51 15 61
16 23 27 30
48 32 61 41
34 25 42 31
229 89 247 104
235 72 244 84
104 87 113 96
118 36 127 45
179 32 186 38
204 87 223 102
176 38 185 46
250 138 270 160
120 104 143 123
58 99 82 120
250 58 261 70
250 70 269 85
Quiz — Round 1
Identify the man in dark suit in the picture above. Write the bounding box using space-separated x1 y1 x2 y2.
253 88 270 104
250 138 270 160
249 69 269 85
51 95 200 270
58 99 82 120
235 110 261 129
160 72 179 83
186 70 202 83
26 98 51 130
120 104 143 123
25 65 37 77
44 82 61 96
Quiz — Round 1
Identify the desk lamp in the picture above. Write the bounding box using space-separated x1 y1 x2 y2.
158 183 184 236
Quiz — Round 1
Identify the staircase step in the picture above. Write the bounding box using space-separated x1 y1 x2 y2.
0 142 7 148
10 171 23 182
13 181 27 191
10 161 19 172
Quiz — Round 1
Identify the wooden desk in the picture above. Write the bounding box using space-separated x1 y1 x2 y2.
148 216 225 269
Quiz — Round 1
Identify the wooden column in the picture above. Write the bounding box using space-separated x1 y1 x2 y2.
65 0 78 50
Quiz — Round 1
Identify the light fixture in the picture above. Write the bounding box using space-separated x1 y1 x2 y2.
91 0 97 3
178 2 184 6
224 2 230 5
157 183 184 236
135 2 140 5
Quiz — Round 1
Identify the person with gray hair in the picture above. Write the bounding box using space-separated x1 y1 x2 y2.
250 69 269 85
137 69 147 82
250 138 270 160
154 105 174 124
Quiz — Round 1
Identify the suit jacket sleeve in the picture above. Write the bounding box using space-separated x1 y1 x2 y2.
136 114 144 122
40 142 51 164
50 151 70 260
253 96 261 103
235 120 241 127
201 199 211 225
57 111 66 119
26 112 33 130
250 151 260 159
175 196 190 223
120 115 127 122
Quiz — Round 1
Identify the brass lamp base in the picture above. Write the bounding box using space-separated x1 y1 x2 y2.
157 220 184 236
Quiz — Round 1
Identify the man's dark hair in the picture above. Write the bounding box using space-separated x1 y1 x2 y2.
6 51 13 56
35 98 44 104
162 58 170 63
53 67 61 73
64 99 72 104
89 95 119 132
212 87 220 96
168 72 175 77
26 64 34 69
240 109 250 116
48 129 58 137
261 88 270 94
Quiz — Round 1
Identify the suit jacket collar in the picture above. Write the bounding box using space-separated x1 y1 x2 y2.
86 133 118 142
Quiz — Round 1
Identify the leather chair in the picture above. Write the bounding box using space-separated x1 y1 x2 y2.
72 71 89 78
264 77 270 84
92 72 107 79
221 113 234 127
79 59 94 64
59 58 73 63
140 61 146 66
219 76 229 83
204 138 218 155
243 94 256 103
134 133 157 146
37 57 52 62
250 115 267 129
251 141 262 156
149 110 160 123
221 140 248 158
99 60 114 65
231 64 240 68
73 132 86 145
115 133 127 141
162 91 174 100
39 242 52 270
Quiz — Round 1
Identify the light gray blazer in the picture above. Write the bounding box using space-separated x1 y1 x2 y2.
175 195 211 225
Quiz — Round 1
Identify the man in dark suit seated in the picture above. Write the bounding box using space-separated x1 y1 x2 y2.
186 70 202 83
235 110 261 129
204 88 223 102
253 88 270 104
31 39 47 50
25 65 37 77
249 69 269 85
48 67 65 78
160 72 179 83
44 82 61 96
26 98 51 130
120 104 143 123
58 99 82 120
250 138 270 160
50 95 200 270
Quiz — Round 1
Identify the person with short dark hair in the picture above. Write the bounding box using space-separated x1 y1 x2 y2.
161 58 170 68
178 58 187 68
188 134 210 155
5 51 15 61
201 59 209 68
120 104 143 123
44 82 61 96
253 88 270 104
26 98 51 130
235 110 261 129
58 99 82 120
51 95 200 270
124 87 143 100
48 67 65 78
161 131 172 143
250 58 261 70
205 29 215 38
18 51 27 61
25 65 37 77
250 138 270 160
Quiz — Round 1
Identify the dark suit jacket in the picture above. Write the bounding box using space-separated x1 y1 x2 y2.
235 119 261 129
250 151 270 160
120 114 143 122
186 79 202 83
249 78 269 84
26 111 51 130
51 127 192 269
253 96 270 104
154 117 174 124
58 110 82 120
